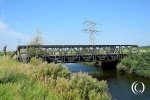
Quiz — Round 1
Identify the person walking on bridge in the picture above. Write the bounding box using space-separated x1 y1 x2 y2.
3 45 7 57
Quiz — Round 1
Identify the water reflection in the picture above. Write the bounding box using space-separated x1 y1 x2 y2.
64 63 99 73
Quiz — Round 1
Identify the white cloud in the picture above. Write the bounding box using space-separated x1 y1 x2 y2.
0 20 7 30
0 20 28 38
0 20 29 50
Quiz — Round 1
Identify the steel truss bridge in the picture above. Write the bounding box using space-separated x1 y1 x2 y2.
11 45 139 63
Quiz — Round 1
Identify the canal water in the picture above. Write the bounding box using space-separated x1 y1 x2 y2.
65 63 150 100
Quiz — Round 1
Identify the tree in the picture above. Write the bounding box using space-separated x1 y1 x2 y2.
29 29 43 45
27 29 44 58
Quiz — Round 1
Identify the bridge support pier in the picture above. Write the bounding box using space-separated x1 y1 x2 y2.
100 61 119 70
94 61 102 67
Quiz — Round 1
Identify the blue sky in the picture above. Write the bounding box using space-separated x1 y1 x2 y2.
0 0 150 50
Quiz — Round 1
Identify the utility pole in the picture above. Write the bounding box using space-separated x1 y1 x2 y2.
82 18 100 45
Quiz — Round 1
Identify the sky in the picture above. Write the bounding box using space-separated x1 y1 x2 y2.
0 0 150 51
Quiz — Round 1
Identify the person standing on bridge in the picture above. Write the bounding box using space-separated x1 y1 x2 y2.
3 45 7 57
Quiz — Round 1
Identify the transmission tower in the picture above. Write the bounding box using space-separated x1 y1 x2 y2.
82 19 100 45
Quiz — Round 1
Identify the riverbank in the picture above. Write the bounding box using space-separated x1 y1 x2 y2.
117 51 150 78
0 57 111 100
65 62 150 100
79 61 96 67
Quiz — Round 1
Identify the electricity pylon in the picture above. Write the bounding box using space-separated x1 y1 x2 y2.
82 19 100 45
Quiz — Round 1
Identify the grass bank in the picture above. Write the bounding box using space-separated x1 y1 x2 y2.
0 57 111 100
79 62 96 67
117 51 150 78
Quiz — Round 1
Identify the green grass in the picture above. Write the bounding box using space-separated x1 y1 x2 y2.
139 47 150 53
0 52 14 59
0 57 111 100
117 51 150 78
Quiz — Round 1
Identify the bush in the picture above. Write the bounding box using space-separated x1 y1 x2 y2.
0 60 27 84
19 81 49 100
69 73 110 100
35 63 70 79
117 51 150 78
0 83 21 100
0 70 27 84
44 73 111 100
0 58 111 100
30 57 44 66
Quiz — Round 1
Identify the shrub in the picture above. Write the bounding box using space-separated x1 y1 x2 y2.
30 57 44 66
0 66 27 84
19 81 49 100
47 73 111 100
117 51 150 78
69 73 110 100
89 90 111 100
35 63 70 79
0 83 21 100
0 58 111 100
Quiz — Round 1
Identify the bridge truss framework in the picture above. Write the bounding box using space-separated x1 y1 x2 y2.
12 45 139 63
